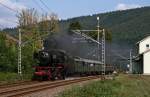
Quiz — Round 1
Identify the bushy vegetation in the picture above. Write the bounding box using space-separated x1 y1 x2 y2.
0 32 38 73
0 32 34 81
0 8 59 81
58 75 150 97
0 33 17 72
0 72 33 84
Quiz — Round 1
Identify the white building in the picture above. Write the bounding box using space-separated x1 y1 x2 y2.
136 36 150 75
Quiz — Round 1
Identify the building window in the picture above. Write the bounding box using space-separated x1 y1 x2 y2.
146 44 149 49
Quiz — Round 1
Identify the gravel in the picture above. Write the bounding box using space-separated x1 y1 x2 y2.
23 78 100 97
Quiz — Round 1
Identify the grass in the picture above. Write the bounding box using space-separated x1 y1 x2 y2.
58 74 150 97
0 72 33 84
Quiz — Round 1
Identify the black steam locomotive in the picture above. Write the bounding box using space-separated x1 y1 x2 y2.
33 49 114 80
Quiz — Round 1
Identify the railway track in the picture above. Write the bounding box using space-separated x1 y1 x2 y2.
0 76 101 97
0 81 39 89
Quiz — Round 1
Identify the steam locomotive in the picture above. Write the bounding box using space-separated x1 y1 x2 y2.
33 49 114 80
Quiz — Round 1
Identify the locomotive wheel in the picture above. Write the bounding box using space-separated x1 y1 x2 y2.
54 68 65 80
51 77 55 80
62 75 65 80
47 71 52 80
36 76 43 81
61 68 65 80
47 75 51 80
50 74 56 80
32 74 37 81
50 68 56 80
42 76 48 81
57 72 65 80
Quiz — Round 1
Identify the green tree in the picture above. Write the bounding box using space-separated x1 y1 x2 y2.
0 33 17 72
17 8 59 73
86 28 112 41
68 21 82 35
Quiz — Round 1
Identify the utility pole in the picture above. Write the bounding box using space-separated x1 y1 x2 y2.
97 17 100 61
72 17 106 76
18 28 22 76
102 29 105 75
17 28 51 78
97 17 105 76
130 49 132 73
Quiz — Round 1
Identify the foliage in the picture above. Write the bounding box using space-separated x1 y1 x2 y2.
68 21 112 41
62 7 150 44
58 75 150 97
1 7 150 75
56 7 150 67
68 21 82 35
17 8 38 30
0 9 59 80
86 28 112 41
2 28 18 36
0 72 33 83
16 9 59 73
0 33 17 72
4 7 150 44
17 9 59 50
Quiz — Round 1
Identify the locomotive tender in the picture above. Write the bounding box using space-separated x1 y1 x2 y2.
33 49 113 80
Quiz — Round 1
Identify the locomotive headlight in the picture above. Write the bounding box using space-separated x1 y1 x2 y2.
90 64 94 67
41 52 49 58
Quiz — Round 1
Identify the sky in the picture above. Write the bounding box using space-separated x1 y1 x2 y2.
0 0 150 28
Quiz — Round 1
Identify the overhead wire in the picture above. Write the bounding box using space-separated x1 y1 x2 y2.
0 1 18 13
32 0 47 13
0 1 19 28
0 0 53 50
111 50 129 61
39 0 50 12
0 0 128 66
32 0 53 45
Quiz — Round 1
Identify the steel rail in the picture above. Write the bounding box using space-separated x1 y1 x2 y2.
0 81 38 89
0 76 100 97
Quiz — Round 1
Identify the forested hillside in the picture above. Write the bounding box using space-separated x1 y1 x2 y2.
3 7 150 44
54 6 150 69
2 6 150 71
60 6 150 44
